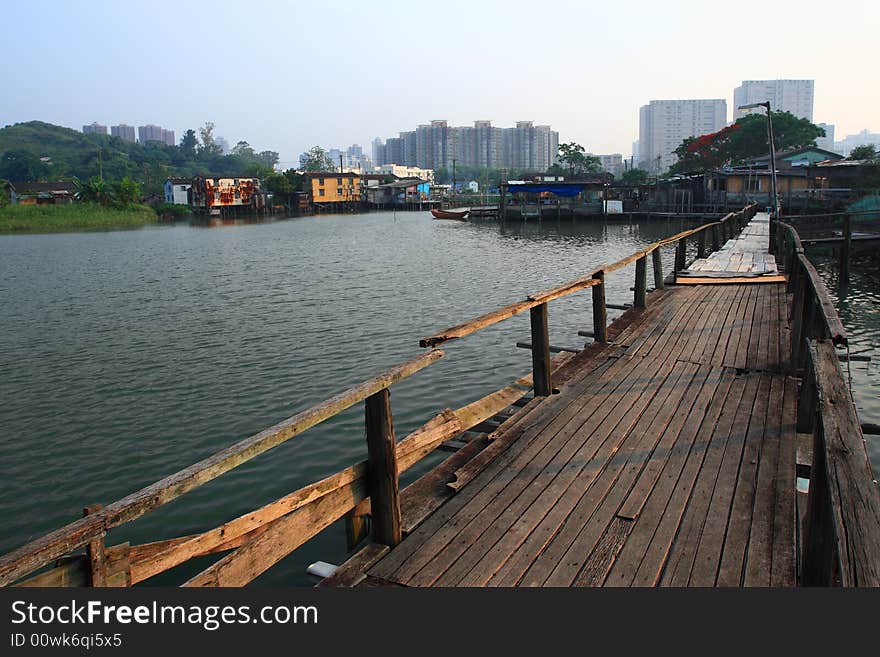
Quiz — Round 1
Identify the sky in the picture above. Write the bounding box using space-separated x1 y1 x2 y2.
2 0 878 166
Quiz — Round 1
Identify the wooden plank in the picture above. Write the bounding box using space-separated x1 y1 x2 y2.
658 375 751 586
770 376 798 586
482 352 684 587
741 376 785 586
575 517 633 586
606 367 735 586
440 354 689 587
536 362 701 587
316 543 389 588
184 478 368 586
811 340 880 586
686 374 761 585
400 354 672 586
715 374 781 586
676 275 786 285
370 349 648 582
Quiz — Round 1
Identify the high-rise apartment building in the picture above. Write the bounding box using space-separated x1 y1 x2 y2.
138 124 175 146
733 80 814 121
638 99 727 173
110 124 136 142
83 122 107 135
375 120 559 171
815 123 835 153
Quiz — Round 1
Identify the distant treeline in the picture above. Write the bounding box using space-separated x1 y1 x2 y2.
0 121 279 196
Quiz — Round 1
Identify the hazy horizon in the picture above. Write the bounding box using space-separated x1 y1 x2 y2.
2 0 878 166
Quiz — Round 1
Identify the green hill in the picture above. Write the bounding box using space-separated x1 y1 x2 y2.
0 121 277 196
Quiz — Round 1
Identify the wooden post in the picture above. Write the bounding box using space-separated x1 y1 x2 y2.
344 510 369 551
712 224 721 252
674 236 686 280
801 349 836 586
697 230 707 259
790 265 807 371
83 505 107 587
651 248 664 290
591 270 607 343
634 256 647 308
364 389 401 547
530 303 552 396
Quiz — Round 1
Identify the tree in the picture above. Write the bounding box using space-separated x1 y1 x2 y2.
256 150 279 168
197 122 223 157
231 141 256 159
557 142 601 177
620 168 649 185
546 163 566 177
114 177 141 205
179 129 198 157
300 146 335 172
849 144 877 161
75 176 114 206
669 111 827 174
0 149 49 181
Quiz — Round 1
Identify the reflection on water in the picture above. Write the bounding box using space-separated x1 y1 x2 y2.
0 211 876 584
811 248 880 474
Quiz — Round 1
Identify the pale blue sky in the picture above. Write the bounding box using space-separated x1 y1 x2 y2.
2 0 878 164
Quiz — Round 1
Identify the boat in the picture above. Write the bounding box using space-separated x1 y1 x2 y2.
431 208 469 220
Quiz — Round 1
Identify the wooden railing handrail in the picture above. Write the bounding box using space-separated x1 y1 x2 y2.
776 221 847 347
0 350 443 587
421 206 755 348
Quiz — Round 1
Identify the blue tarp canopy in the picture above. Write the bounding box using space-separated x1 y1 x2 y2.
507 184 586 197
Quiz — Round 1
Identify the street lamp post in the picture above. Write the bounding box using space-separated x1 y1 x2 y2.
737 101 780 220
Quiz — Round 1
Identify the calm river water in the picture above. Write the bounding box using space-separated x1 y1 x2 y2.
1 211 877 585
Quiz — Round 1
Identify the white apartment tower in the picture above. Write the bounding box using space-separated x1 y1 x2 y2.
733 80 814 121
638 99 727 174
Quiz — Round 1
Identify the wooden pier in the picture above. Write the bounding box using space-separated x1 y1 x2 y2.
2 204 878 588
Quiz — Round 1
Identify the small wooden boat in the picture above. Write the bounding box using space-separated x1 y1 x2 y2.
431 208 469 221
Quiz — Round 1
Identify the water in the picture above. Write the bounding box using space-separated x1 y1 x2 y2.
810 249 880 472
0 212 876 585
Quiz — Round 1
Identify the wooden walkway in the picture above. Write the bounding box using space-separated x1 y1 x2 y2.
368 215 801 587
679 213 786 284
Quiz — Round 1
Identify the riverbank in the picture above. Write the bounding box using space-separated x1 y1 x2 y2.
0 202 158 233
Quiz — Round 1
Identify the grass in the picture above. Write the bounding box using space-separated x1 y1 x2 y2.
0 202 159 233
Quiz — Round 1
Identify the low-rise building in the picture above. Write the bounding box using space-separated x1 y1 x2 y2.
7 181 77 205
306 172 361 205
190 175 261 214
376 164 434 184
164 177 191 205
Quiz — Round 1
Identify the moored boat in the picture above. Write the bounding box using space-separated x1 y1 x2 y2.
431 208 469 220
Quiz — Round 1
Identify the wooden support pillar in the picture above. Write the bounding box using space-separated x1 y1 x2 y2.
83 505 107 587
697 230 707 259
344 507 369 551
530 303 552 396
674 237 686 281
712 224 721 252
801 342 837 586
651 248 664 290
591 271 607 343
364 389 401 547
634 256 647 308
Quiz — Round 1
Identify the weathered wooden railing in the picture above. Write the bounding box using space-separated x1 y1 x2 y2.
421 204 759 377
773 220 880 586
0 204 759 588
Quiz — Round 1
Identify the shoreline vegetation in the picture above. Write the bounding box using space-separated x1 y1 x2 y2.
0 202 160 233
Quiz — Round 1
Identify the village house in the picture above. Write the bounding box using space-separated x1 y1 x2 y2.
7 181 77 205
